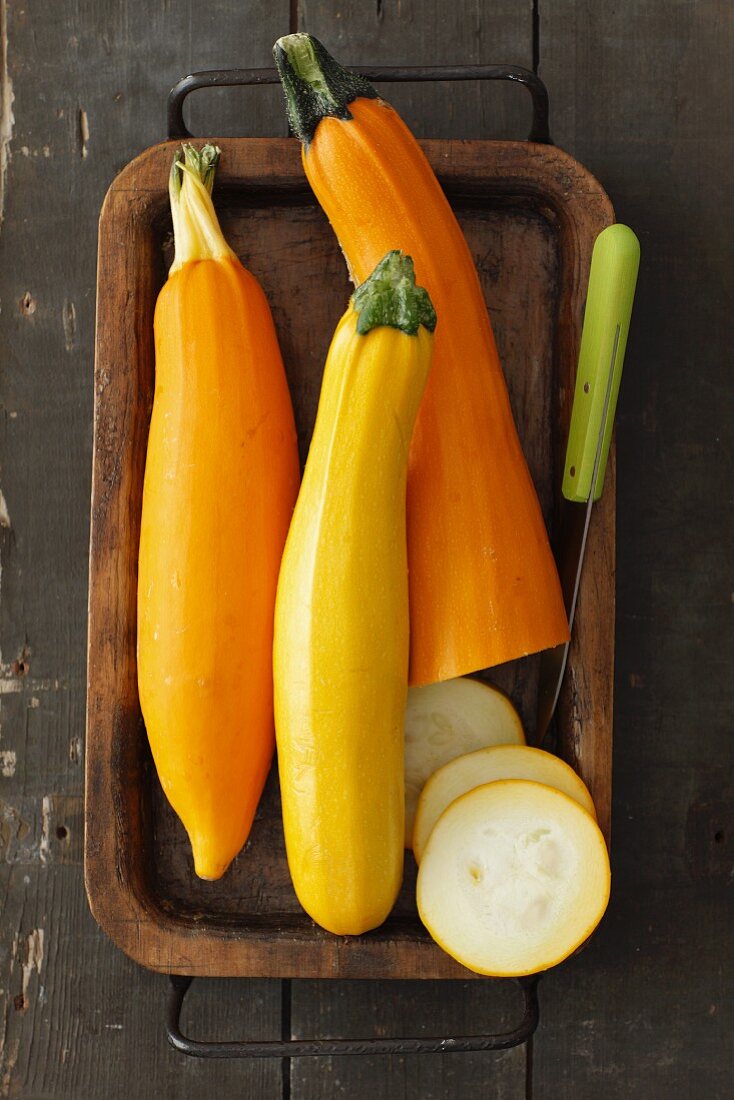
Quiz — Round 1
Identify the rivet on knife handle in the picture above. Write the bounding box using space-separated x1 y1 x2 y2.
562 224 640 504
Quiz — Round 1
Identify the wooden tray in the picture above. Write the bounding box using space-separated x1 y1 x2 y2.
85 137 614 979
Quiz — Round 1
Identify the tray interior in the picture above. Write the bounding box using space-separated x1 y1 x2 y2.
143 183 561 932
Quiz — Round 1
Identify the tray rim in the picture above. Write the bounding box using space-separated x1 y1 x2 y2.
85 135 615 979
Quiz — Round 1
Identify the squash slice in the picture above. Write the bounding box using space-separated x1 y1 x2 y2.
413 745 596 862
417 780 610 976
404 678 524 847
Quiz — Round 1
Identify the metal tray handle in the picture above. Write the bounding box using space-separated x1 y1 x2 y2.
167 65 551 144
166 974 540 1059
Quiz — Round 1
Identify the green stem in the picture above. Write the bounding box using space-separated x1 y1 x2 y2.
273 33 378 145
168 144 235 274
352 251 437 336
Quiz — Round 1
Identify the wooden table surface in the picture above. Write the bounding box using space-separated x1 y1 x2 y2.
0 2 731 1096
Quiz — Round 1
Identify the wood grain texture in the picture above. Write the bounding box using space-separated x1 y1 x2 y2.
0 2 289 1096
532 1 734 1095
289 978 528 1100
297 0 535 141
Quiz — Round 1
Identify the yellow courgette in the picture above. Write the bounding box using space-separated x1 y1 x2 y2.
274 251 435 934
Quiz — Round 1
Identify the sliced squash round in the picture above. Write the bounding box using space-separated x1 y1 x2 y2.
417 780 610 977
404 677 524 848
412 745 596 863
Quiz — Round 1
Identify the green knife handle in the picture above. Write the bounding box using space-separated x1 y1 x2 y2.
562 224 640 502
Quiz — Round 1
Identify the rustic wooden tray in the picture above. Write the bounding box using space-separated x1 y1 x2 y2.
86 135 614 980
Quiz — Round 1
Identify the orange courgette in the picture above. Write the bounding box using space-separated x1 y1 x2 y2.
137 145 300 880
274 35 569 685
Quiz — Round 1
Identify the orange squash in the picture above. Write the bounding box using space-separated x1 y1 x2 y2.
137 145 300 880
274 35 569 686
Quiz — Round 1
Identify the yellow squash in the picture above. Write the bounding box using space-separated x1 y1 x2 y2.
274 251 435 934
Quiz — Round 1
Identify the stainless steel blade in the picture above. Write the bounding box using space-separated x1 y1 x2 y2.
533 324 621 745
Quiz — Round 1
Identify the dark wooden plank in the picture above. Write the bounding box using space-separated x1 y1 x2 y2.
0 865 283 1099
298 0 536 141
0 1 289 1096
288 4 534 1095
533 1 734 1094
290 978 528 1100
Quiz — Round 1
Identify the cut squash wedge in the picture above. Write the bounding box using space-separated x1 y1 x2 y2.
417 780 610 977
413 745 596 863
404 678 524 848
273 35 570 686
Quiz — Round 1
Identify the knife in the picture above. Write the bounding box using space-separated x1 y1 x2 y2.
534 223 640 746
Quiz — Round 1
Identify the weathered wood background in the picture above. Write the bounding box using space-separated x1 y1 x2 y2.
0 0 731 1096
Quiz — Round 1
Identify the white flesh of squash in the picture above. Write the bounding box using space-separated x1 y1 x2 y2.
412 745 596 863
404 678 524 848
417 780 610 977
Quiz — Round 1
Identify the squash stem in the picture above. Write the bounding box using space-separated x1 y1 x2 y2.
352 251 436 337
273 33 378 145
168 144 236 274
